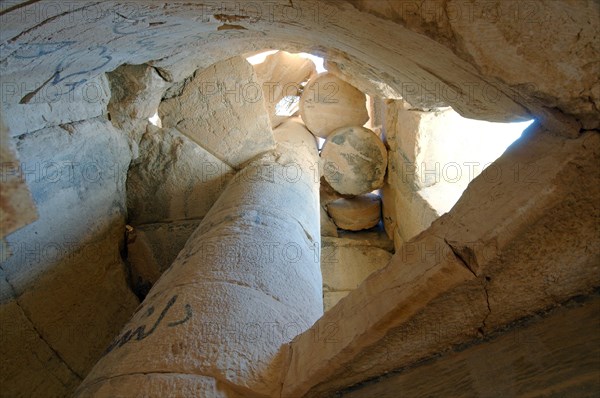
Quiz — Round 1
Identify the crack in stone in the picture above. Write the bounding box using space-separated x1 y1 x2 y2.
443 239 492 333
151 66 171 82
279 343 294 398
444 238 477 277
0 270 84 381
481 281 492 333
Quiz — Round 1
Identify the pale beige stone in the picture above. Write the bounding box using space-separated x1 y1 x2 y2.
321 126 388 195
321 237 392 292
0 1 598 396
0 118 139 393
336 228 394 253
299 73 369 138
327 193 382 231
127 124 233 225
380 183 397 242
77 109 323 397
282 127 600 397
0 295 81 397
159 56 275 169
254 51 316 128
75 373 240 398
320 206 339 238
126 220 202 294
324 291 350 312
107 63 169 129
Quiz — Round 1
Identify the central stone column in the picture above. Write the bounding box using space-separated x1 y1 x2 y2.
75 120 322 397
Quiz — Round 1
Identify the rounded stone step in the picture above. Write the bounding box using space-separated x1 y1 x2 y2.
320 126 387 195
299 72 369 138
326 193 382 231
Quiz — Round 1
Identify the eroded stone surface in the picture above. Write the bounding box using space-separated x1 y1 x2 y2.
0 117 139 394
321 237 392 292
2 74 111 138
127 124 233 225
283 125 600 397
159 56 275 169
107 63 169 129
0 117 37 239
253 51 316 128
320 206 339 237
300 73 369 137
321 126 388 195
327 193 382 231
77 106 323 397
126 220 202 296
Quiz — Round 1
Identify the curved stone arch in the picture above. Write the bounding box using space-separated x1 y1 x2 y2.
1 0 541 124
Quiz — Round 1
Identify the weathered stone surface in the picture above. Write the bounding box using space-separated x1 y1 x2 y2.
272 116 317 146
380 182 397 242
282 125 600 397
0 2 597 396
321 237 392 292
127 124 233 225
300 72 369 138
126 220 202 295
75 373 239 398
0 117 37 239
253 51 316 128
327 193 382 231
337 227 395 252
0 117 139 394
3 0 592 129
321 126 388 195
340 297 600 397
320 177 347 206
0 272 81 397
326 60 401 100
77 107 323 397
107 63 169 129
159 56 275 169
320 206 339 237
282 232 475 397
2 74 111 137
324 291 350 312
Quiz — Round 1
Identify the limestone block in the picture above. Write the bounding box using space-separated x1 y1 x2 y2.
159 56 275 169
327 193 382 231
0 117 139 393
283 127 600 397
0 276 81 397
1 74 111 137
253 51 316 128
75 373 238 398
107 64 169 128
78 111 323 397
272 116 318 148
326 60 402 100
336 227 395 253
341 299 600 397
0 117 37 239
321 237 392 292
2 118 132 293
320 206 339 237
299 73 369 138
320 177 347 206
126 220 202 295
127 124 234 225
321 126 388 195
380 182 397 241
324 291 350 312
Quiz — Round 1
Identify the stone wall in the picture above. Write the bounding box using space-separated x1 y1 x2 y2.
0 0 597 396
